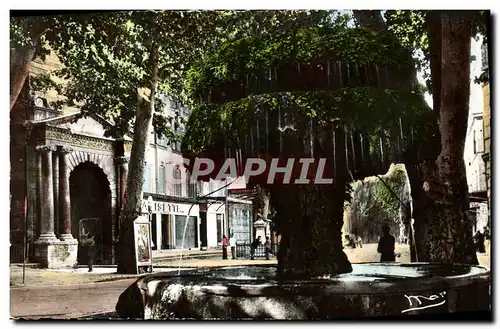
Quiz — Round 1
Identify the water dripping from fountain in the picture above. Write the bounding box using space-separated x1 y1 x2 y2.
410 125 415 148
273 67 278 93
350 133 356 173
250 125 255 154
355 64 360 86
246 74 250 97
265 111 269 154
379 137 384 169
224 137 227 160
278 105 283 154
338 61 342 88
345 131 350 170
327 60 331 87
399 118 405 141
346 64 351 86
256 118 261 153
360 133 365 165
375 65 380 85
238 148 243 176
309 118 314 157
348 169 355 182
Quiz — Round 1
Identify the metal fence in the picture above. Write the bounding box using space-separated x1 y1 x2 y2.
235 243 279 259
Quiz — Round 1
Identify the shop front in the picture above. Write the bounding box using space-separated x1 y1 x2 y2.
142 198 200 250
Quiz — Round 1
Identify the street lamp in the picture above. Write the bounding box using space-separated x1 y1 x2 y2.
147 196 154 218
147 195 154 249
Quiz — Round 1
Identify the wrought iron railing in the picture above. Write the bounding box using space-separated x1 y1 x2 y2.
235 243 279 259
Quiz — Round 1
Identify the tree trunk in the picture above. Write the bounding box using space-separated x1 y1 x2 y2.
354 10 477 264
352 10 387 33
117 42 159 274
10 16 45 110
10 45 37 110
418 11 478 264
274 123 351 280
254 185 270 223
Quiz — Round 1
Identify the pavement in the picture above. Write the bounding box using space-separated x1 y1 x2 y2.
10 279 137 319
9 242 490 320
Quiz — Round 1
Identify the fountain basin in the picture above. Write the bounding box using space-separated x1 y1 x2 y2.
115 263 490 320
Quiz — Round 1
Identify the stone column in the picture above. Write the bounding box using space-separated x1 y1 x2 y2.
253 219 266 241
119 156 129 208
52 152 59 236
116 156 129 219
35 145 58 242
58 146 76 241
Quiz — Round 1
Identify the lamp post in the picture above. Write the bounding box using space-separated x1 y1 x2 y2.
147 196 154 273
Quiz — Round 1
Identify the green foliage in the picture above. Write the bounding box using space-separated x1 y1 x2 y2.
182 87 433 156
215 10 346 42
10 15 54 59
29 11 225 140
26 11 349 141
384 10 431 90
346 165 408 240
372 166 407 220
185 26 413 102
384 10 490 91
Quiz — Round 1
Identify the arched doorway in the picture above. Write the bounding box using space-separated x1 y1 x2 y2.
70 161 112 265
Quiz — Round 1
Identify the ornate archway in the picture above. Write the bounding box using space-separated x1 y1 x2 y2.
70 161 112 265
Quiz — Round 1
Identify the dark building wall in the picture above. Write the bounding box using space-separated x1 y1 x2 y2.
10 91 30 261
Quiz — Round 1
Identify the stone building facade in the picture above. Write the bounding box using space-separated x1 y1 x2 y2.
481 41 491 211
140 96 251 251
10 53 253 267
10 87 132 267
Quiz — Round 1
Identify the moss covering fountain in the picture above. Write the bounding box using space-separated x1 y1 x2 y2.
116 26 491 319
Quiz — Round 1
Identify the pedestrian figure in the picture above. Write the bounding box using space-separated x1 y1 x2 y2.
222 235 228 260
483 226 490 240
343 234 354 248
356 235 363 248
85 232 96 272
250 236 261 260
474 230 485 253
264 236 273 260
377 225 395 262
229 234 237 259
347 234 356 248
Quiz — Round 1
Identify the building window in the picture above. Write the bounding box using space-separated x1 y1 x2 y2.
187 173 198 198
158 165 166 194
216 214 223 245
173 165 182 197
174 215 198 249
142 164 150 193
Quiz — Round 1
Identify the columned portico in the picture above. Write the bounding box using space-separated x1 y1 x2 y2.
115 155 129 225
34 144 78 268
35 145 58 242
11 106 127 267
58 146 77 242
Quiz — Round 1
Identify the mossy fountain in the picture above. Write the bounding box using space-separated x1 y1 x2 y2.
116 27 491 319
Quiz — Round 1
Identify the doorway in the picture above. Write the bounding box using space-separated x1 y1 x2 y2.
70 161 112 264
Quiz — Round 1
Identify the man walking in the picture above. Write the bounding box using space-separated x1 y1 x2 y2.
250 236 261 260
377 225 395 262
229 234 237 259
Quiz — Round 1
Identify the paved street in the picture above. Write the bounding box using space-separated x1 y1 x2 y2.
10 279 136 319
10 242 490 320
